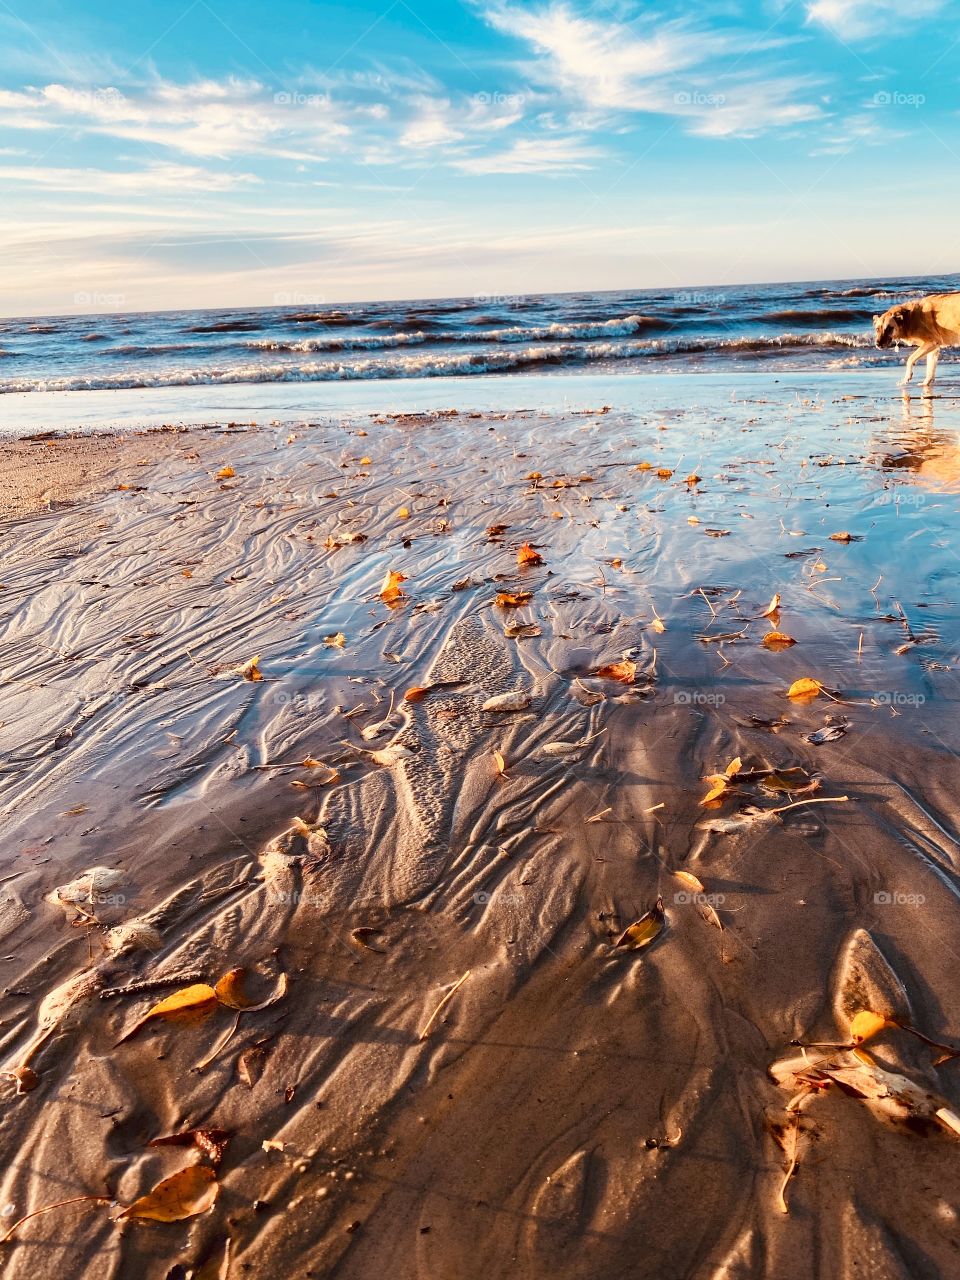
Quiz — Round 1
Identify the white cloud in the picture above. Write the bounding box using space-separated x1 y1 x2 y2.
455 135 599 172
481 2 821 137
0 161 257 193
806 0 944 39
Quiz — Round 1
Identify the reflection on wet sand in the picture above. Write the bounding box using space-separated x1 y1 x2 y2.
0 377 959 1280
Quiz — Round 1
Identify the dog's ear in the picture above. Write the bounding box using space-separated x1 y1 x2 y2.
872 313 882 325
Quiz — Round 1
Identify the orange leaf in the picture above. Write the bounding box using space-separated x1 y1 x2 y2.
238 655 262 681
596 660 636 684
397 507 410 519
517 543 543 567
761 593 782 618
117 1165 219 1223
850 1010 889 1045
216 466 235 479
379 570 407 604
404 686 429 703
118 984 218 1042
495 591 533 608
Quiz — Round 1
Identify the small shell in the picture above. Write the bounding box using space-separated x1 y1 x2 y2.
482 692 532 712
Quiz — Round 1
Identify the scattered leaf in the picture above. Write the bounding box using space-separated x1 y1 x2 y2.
116 1165 219 1223
787 677 823 701
397 507 410 519
674 870 705 893
214 968 287 1012
149 1129 230 1166
614 898 665 950
404 686 429 703
596 660 637 684
323 632 346 648
238 655 263 682
493 750 507 776
761 593 782 618
216 466 235 480
763 632 797 651
117 984 218 1042
380 570 407 604
495 591 533 608
850 1010 889 1045
350 927 386 954
505 623 541 639
517 543 543 568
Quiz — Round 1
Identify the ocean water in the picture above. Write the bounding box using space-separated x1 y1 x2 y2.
1 274 957 395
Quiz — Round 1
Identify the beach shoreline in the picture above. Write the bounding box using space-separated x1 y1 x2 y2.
1 373 959 1277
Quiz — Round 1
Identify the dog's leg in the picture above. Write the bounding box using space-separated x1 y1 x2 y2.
900 342 934 387
922 346 941 390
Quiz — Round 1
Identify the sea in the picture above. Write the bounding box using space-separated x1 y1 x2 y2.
1 274 957 395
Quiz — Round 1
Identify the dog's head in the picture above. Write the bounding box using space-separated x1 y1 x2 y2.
873 304 909 349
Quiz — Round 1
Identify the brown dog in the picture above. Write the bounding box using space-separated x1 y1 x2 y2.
874 293 960 389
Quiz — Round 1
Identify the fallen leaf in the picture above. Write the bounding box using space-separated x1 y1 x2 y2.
705 528 730 538
656 468 673 479
116 1165 219 1223
596 660 637 684
700 777 731 806
238 655 263 682
350 926 386 953
367 744 414 767
379 570 407 604
614 898 665 950
117 984 218 1042
324 632 346 648
495 591 533 608
482 691 531 712
850 1010 889 1045
149 1129 230 1166
404 686 429 703
493 750 507 776
216 466 235 480
397 507 410 519
674 870 705 893
517 543 543 567
504 623 541 638
829 531 854 542
806 722 847 745
214 968 287 1011
787 677 823 701
761 593 782 618
763 632 797 651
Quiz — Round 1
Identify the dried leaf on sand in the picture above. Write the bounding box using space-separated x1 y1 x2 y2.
116 1164 219 1222
613 898 665 951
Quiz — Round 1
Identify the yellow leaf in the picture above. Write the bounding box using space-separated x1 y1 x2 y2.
596 660 636 684
850 1010 889 1045
493 750 507 776
637 461 652 470
763 631 797 651
700 777 730 806
360 456 372 465
614 899 665 950
656 468 673 479
379 570 407 604
239 655 262 681
674 870 705 893
397 507 410 519
686 473 701 484
214 967 286 1011
787 677 822 701
725 756 743 777
117 1165 219 1223
761 593 782 618
216 466 235 479
517 543 543 567
118 984 218 1042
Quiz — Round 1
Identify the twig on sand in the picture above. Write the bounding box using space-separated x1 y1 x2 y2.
769 796 849 815
418 969 472 1041
0 1196 112 1244
99 972 206 1000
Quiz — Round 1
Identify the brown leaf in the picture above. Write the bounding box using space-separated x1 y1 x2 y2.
116 1164 219 1223
149 1128 230 1166
214 968 287 1011
404 686 430 703
516 543 543 567
237 1042 270 1088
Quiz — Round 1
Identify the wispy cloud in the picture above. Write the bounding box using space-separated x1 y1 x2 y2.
0 161 258 193
806 0 944 40
455 135 600 172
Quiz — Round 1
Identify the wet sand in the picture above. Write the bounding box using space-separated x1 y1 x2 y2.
1 376 960 1278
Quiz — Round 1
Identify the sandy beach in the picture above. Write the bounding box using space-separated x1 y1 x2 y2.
1 371 960 1278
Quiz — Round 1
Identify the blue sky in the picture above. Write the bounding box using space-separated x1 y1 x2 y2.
0 0 957 315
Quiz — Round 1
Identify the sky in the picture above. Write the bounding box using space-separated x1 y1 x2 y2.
0 0 957 316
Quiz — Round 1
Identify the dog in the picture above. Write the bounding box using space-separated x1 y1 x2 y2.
873 293 960 390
